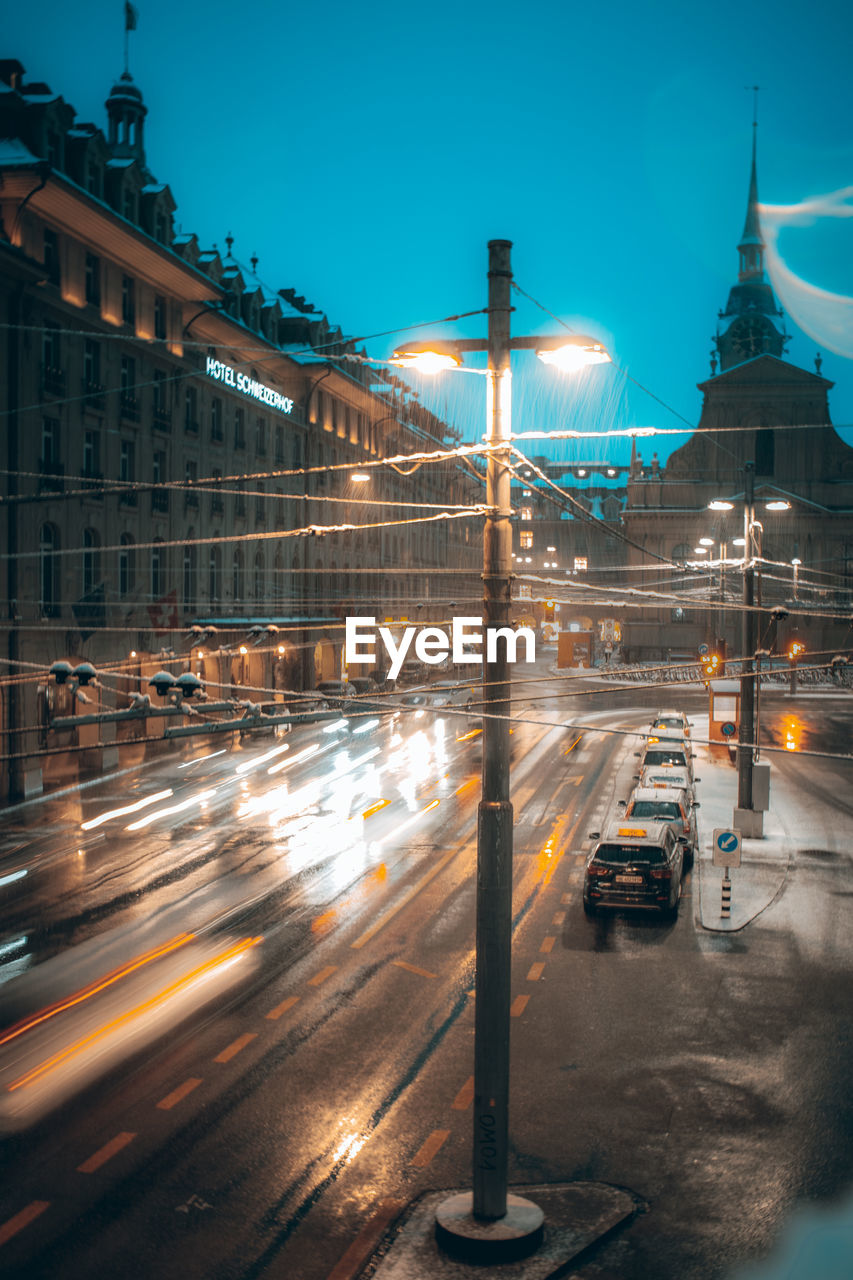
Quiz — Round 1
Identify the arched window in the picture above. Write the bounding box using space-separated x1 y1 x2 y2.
40 523 60 616
119 533 136 597
82 528 101 596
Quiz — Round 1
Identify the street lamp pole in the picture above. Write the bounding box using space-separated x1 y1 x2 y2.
474 238 514 1220
737 461 756 814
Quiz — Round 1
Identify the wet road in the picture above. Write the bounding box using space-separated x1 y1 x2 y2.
0 669 851 1279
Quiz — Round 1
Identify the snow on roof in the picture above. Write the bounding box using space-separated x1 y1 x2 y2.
107 157 135 170
0 136 40 165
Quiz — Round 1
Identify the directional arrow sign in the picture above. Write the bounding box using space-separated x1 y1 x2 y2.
713 828 742 867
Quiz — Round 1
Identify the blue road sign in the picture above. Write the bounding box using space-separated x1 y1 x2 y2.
712 827 742 867
716 831 738 854
698 643 709 655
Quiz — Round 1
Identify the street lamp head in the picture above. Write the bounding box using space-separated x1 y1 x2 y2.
699 537 715 546
732 537 746 547
765 500 791 511
708 500 734 511
535 336 610 371
389 342 462 373
692 546 708 554
791 557 802 566
351 472 370 483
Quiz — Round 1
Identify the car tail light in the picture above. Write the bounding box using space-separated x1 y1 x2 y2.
586 863 611 879
650 866 672 880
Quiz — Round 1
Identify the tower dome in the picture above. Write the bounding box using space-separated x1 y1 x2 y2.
105 70 147 166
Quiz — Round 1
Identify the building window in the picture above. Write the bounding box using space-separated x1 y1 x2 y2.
41 416 60 466
43 228 60 285
151 542 164 598
40 524 60 616
83 429 101 479
184 385 198 433
234 407 245 449
151 450 169 513
209 548 221 604
520 506 533 521
520 530 533 550
154 294 167 340
275 424 285 464
574 556 588 573
82 528 101 596
84 252 100 306
119 534 136 596
120 355 137 417
256 416 267 455
42 322 62 375
185 458 198 508
211 468 224 515
183 545 197 610
254 552 265 603
120 439 135 483
671 608 690 623
255 480 266 524
233 550 244 603
121 275 136 326
83 338 101 390
211 397 223 442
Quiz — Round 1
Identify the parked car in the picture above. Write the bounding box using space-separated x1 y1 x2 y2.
583 820 683 919
638 764 698 803
650 710 693 738
619 785 699 864
638 743 694 780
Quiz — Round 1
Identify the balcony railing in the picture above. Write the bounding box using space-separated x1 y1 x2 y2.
82 469 103 499
41 364 66 397
184 492 199 510
82 378 105 409
38 458 65 493
120 393 140 422
119 489 138 507
152 489 170 513
153 407 172 432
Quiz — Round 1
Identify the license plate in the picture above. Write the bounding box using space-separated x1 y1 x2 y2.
615 874 644 884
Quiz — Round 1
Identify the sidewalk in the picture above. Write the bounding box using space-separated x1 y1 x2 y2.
690 716 795 933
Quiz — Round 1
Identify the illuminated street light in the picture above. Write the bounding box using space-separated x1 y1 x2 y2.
708 499 734 511
699 537 715 546
396 241 610 1257
351 472 370 483
765 499 791 511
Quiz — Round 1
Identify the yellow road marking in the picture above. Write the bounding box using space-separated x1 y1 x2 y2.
157 1077 202 1111
455 777 478 797
561 893 572 904
510 994 530 1017
527 962 545 981
540 936 556 953
215 1032 257 1064
562 735 583 755
411 1128 450 1168
351 843 463 950
0 1201 50 1247
77 1131 136 1173
266 994 300 1021
571 774 584 786
451 1076 475 1110
327 1199 405 1280
392 960 437 979
309 965 338 987
552 911 566 926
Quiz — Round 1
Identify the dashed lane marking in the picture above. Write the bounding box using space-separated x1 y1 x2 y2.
451 1076 475 1110
561 893 572 904
527 962 545 981
391 960 437 979
215 1032 257 1063
308 965 338 987
411 1129 451 1168
77 1131 136 1173
0 1201 50 1247
350 843 462 950
540 936 556 954
266 994 300 1021
552 911 566 926
510 995 530 1017
157 1077 202 1111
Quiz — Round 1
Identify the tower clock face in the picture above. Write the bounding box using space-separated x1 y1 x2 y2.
730 315 775 358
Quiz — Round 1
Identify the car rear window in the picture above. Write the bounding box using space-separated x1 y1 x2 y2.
629 801 680 820
595 843 667 865
643 750 688 768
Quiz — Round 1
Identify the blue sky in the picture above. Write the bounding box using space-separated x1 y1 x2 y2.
5 0 853 463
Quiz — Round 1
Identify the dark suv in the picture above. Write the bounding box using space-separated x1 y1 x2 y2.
583 820 683 919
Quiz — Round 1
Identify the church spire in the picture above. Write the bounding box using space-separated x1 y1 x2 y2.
737 95 765 282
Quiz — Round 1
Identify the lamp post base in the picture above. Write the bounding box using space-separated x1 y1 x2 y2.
435 1191 545 1263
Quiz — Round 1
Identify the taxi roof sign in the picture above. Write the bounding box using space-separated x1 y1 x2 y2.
618 826 648 838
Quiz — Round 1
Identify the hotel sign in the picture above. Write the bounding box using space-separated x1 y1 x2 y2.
205 356 294 415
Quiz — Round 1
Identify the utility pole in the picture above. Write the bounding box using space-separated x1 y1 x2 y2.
737 462 755 817
474 238 514 1220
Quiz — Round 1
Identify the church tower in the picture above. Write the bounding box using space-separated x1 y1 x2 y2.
714 123 787 370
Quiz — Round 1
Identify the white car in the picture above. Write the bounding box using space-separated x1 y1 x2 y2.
638 764 698 804
650 709 693 738
619 785 699 864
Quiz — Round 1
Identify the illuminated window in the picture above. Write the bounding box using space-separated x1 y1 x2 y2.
574 556 588 573
520 531 533 550
520 506 533 521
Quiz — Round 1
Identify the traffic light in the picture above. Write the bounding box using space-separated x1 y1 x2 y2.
788 641 805 660
701 651 720 681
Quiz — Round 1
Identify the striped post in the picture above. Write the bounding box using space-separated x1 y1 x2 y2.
721 873 732 918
